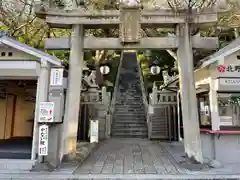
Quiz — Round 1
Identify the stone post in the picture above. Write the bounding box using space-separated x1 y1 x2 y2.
209 78 220 130
101 86 107 105
152 82 158 105
177 23 203 163
31 60 50 160
62 24 84 159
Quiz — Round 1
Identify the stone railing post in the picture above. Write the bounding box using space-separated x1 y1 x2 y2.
101 86 107 105
152 82 158 105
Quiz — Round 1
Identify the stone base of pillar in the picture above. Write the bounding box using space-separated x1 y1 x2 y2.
62 142 99 163
31 161 55 172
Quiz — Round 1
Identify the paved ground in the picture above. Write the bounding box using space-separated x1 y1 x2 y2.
162 141 240 175
74 138 186 175
1 139 240 179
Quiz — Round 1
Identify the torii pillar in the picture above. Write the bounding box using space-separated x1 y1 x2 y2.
61 23 84 159
177 23 203 163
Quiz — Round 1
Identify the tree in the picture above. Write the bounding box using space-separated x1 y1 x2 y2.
0 0 50 48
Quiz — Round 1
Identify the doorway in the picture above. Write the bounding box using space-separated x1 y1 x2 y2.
0 80 36 159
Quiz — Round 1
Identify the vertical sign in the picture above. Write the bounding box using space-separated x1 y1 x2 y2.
38 124 49 156
90 120 99 143
50 68 64 86
38 102 55 123
120 7 140 43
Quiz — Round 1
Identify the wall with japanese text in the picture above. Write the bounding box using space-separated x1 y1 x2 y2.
211 50 240 78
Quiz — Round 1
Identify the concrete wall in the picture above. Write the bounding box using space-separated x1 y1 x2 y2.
201 133 240 164
195 68 210 85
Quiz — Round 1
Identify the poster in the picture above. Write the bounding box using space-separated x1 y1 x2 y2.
50 68 63 86
38 102 54 123
38 125 49 156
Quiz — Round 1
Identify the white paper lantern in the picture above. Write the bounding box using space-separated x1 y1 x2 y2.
100 65 110 75
150 65 160 75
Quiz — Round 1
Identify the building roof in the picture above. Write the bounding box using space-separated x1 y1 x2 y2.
198 37 240 69
166 37 240 86
0 32 62 66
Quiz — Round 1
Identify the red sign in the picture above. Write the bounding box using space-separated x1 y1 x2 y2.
217 65 226 72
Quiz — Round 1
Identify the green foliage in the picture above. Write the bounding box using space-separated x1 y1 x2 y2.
137 49 176 91
102 56 120 92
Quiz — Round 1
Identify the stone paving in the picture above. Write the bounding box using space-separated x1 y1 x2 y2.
74 138 186 175
162 141 240 175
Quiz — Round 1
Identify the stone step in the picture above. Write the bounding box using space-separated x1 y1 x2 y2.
112 131 148 137
114 120 146 124
115 105 144 108
115 97 142 99
114 113 145 116
116 105 144 107
114 122 146 126
113 123 147 128
113 129 147 133
114 117 146 121
115 109 145 112
112 127 147 132
114 121 146 124
115 107 144 110
115 107 145 110
0 159 35 171
114 113 146 116
114 115 145 118
114 111 146 116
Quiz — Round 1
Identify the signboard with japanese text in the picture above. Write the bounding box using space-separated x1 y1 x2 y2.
217 78 240 92
90 120 99 143
38 124 49 156
217 64 240 73
50 68 64 86
38 102 54 123
219 78 240 86
120 7 140 43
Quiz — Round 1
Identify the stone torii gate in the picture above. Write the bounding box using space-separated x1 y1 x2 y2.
35 1 219 164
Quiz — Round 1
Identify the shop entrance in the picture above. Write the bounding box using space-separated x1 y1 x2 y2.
0 80 36 159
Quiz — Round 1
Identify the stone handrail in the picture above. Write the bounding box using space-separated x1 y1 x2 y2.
106 51 124 137
136 53 149 123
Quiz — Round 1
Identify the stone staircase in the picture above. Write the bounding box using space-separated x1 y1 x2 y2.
111 52 148 138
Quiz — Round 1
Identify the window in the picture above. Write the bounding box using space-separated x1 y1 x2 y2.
1 52 6 56
197 93 211 126
162 95 165 102
218 93 240 127
8 52 13 56
168 96 171 102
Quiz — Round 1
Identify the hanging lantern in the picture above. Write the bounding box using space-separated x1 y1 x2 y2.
150 65 160 75
100 65 110 75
